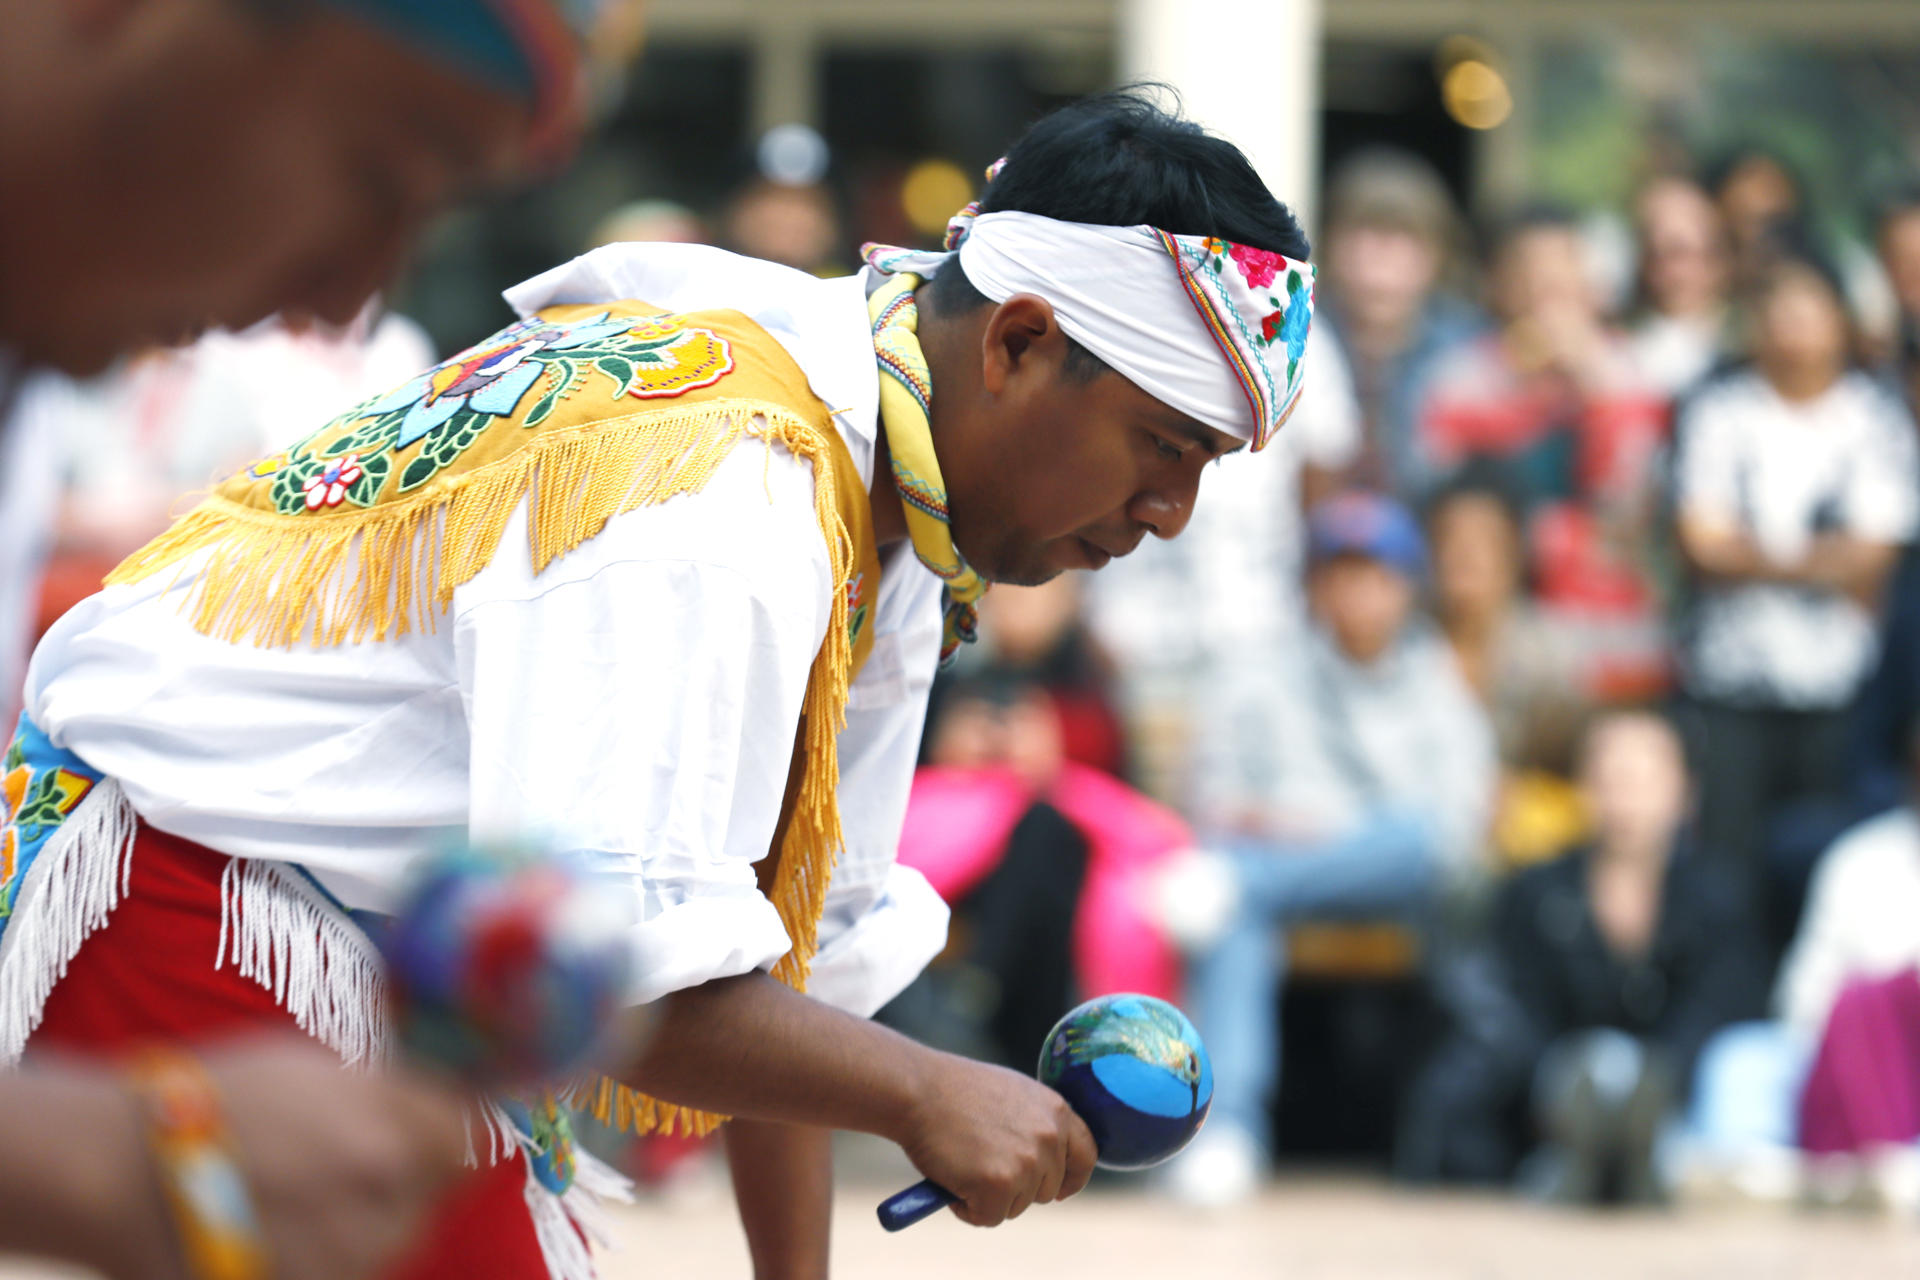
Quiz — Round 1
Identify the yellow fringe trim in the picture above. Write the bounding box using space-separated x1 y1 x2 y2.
108 398 859 1138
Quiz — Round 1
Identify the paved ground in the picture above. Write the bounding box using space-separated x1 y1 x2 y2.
597 1176 1920 1280
7 1163 1917 1280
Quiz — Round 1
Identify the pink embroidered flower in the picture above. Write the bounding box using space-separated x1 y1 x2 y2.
302 453 364 510
1229 243 1287 290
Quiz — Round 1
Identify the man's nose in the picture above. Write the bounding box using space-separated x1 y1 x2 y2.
1130 482 1196 541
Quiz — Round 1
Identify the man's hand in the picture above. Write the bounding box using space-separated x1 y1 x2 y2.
7 1042 467 1280
895 1055 1097 1227
196 1043 469 1280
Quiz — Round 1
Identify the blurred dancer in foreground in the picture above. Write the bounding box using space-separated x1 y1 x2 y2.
0 2 609 1278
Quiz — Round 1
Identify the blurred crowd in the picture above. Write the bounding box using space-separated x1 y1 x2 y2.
9 129 1920 1220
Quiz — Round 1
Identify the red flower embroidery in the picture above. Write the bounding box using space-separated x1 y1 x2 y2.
1261 308 1287 343
1230 243 1286 290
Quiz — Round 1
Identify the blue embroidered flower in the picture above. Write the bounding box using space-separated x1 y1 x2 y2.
368 313 638 449
1278 289 1312 364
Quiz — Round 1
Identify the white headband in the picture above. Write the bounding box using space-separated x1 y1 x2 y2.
865 209 1314 450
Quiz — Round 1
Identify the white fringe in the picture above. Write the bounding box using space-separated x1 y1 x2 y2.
467 1097 522 1170
220 858 634 1280
0 803 630 1280
0 779 138 1064
216 856 392 1069
523 1147 633 1280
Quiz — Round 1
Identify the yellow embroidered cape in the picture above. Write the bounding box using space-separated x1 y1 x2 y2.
108 300 882 1136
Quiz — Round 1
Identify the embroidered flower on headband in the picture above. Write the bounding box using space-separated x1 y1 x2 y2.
1159 232 1315 451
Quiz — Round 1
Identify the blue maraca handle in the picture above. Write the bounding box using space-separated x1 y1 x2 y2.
876 1179 959 1232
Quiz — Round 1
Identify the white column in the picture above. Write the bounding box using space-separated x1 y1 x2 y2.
749 15 821 133
1119 0 1323 231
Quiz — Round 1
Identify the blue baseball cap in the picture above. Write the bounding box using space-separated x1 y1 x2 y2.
1305 492 1426 578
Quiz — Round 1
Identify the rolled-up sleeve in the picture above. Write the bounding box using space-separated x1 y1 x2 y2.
452 438 832 1006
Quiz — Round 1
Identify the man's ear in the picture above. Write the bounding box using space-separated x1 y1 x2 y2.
980 292 1061 395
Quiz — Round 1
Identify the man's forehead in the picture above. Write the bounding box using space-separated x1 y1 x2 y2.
1161 410 1245 458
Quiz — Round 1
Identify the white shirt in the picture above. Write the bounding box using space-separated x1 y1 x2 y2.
1775 806 1920 1039
1676 368 1920 709
25 245 950 1016
1628 311 1722 400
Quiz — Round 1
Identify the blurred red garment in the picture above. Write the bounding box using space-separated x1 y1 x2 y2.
897 762 1188 1000
1419 333 1671 694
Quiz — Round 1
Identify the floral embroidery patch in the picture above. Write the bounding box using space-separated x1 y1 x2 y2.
0 720 102 924
250 311 737 514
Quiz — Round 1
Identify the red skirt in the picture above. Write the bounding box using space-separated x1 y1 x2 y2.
28 822 556 1280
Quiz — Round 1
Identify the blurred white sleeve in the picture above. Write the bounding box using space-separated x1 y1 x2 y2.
453 437 832 1006
1671 384 1741 525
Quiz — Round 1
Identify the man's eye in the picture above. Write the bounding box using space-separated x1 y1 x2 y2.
1153 436 1185 461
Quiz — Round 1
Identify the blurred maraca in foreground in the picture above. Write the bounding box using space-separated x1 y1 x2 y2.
378 844 634 1088
878 993 1213 1231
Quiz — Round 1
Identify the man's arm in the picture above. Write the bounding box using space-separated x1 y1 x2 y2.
618 971 1096 1228
0 1043 467 1280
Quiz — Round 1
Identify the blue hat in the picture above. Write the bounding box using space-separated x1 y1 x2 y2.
1306 492 1425 577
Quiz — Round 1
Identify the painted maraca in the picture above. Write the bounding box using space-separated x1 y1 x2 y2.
877 993 1213 1231
378 843 634 1088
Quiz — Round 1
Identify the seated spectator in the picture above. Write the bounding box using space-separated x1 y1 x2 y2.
1162 493 1495 1206
1397 710 1765 1200
1426 463 1591 865
1317 148 1485 496
1628 175 1735 399
1709 145 1889 348
1673 247 1919 943
1418 205 1670 691
1874 185 1920 409
888 670 1191 1070
959 576 1128 778
1847 190 1920 821
1708 146 1808 298
1680 733 1920 1208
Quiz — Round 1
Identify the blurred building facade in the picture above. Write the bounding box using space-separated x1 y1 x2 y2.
393 0 1920 352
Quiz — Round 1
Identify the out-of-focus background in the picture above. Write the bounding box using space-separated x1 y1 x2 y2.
9 0 1920 1273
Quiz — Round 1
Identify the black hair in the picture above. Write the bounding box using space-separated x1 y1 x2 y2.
1754 226 1849 311
1871 180 1920 243
1482 200 1582 260
926 87 1310 379
1424 457 1530 534
1704 144 1809 208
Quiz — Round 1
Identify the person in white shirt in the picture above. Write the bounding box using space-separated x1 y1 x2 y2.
1627 175 1733 399
1674 247 1919 939
5 92 1318 1279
